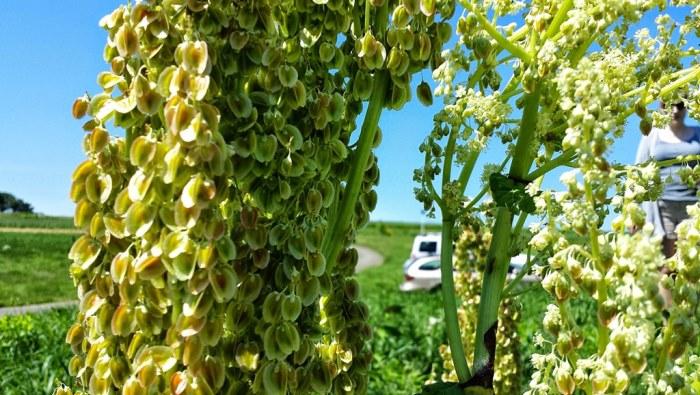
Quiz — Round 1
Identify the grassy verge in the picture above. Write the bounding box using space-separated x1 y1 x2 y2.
0 308 75 395
0 213 74 229
356 222 445 394
0 232 77 306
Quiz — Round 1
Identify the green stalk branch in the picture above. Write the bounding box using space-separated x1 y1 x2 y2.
424 151 446 210
457 150 480 196
525 149 576 181
440 215 471 382
464 155 511 210
473 86 542 369
659 65 700 97
462 2 533 63
322 71 389 271
443 128 459 187
544 0 573 40
501 247 533 297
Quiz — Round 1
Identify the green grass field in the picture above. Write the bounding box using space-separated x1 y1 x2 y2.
0 213 74 229
0 308 75 395
0 232 77 306
356 222 446 394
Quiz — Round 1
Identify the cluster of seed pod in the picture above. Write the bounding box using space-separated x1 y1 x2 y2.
64 1 458 394
436 220 520 394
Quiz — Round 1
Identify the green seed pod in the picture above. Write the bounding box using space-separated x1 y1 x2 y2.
296 276 321 306
343 278 360 301
288 233 307 260
263 292 283 323
597 300 617 327
227 302 254 334
229 31 249 50
416 81 433 106
195 355 225 391
306 252 327 277
398 29 414 50
305 189 323 216
244 226 268 250
278 65 299 88
235 342 260 371
209 265 238 303
436 22 452 43
275 321 301 356
352 70 373 101
472 36 492 60
281 294 302 321
182 335 203 366
304 224 324 253
319 42 336 63
111 304 135 336
392 5 410 29
419 0 435 16
260 361 289 395
555 368 575 395
252 249 270 269
227 92 253 119
309 361 332 394
387 47 404 74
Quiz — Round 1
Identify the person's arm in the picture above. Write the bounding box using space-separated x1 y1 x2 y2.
635 132 652 164
632 130 654 234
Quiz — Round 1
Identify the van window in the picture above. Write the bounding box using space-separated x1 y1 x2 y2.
418 241 437 253
419 259 441 270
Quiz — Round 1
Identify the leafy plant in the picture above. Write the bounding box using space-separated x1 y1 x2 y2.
62 0 700 394
64 1 453 394
0 309 75 395
414 1 700 394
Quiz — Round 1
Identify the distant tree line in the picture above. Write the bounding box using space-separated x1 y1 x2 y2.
0 192 33 213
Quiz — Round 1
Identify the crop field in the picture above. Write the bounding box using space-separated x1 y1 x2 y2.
0 232 77 306
0 213 75 230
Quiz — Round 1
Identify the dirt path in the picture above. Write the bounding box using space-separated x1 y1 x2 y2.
0 244 382 316
0 301 77 317
0 227 81 235
355 244 384 272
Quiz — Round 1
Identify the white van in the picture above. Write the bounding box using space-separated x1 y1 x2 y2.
403 233 441 271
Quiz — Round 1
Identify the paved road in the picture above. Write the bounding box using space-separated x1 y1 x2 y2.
0 245 383 316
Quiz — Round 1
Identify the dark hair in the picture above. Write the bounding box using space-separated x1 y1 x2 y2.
660 101 685 110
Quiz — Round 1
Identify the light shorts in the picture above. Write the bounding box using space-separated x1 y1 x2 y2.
658 200 694 240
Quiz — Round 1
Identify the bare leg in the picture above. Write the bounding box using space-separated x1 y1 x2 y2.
660 237 676 308
662 237 676 258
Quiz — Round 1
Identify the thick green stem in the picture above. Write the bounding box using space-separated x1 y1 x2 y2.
472 208 513 369
473 86 541 369
322 71 389 270
655 323 672 377
585 179 609 354
440 215 471 382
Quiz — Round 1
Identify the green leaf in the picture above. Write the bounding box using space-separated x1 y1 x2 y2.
417 382 463 395
488 173 536 214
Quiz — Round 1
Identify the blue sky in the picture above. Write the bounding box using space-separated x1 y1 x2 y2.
0 2 690 223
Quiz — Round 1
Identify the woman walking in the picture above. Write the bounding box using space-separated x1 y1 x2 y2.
635 101 700 258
